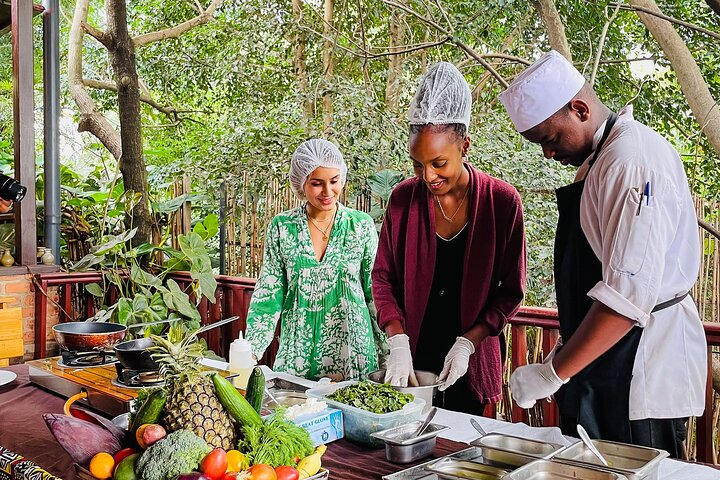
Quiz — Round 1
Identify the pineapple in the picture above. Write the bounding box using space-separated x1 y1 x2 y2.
150 324 236 450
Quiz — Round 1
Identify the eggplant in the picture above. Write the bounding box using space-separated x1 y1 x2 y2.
173 473 211 480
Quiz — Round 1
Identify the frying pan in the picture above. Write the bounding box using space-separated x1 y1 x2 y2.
114 316 240 371
114 337 158 371
52 322 127 352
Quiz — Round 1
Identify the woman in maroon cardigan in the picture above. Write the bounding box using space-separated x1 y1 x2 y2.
372 62 526 413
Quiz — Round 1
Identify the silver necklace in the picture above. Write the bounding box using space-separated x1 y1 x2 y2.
435 185 469 223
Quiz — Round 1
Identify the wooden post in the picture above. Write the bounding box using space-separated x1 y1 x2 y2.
511 324 528 424
11 0 37 266
0 297 22 365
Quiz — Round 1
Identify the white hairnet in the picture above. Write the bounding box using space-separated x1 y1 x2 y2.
408 62 472 129
289 139 347 199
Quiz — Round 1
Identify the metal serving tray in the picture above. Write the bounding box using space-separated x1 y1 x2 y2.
423 458 509 480
382 446 485 479
372 422 449 446
266 376 311 392
470 433 564 468
552 439 668 480
504 459 628 480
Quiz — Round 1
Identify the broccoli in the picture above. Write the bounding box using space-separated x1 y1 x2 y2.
136 430 212 480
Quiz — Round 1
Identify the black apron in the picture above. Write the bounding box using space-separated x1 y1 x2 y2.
553 113 688 442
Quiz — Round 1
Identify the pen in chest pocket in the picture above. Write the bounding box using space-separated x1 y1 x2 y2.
635 181 651 216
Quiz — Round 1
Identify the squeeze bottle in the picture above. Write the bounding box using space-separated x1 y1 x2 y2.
228 331 256 390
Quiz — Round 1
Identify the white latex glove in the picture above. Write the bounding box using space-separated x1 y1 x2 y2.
510 361 568 409
384 334 418 387
438 336 475 391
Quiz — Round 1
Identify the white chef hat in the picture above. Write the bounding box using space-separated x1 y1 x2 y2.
408 62 472 129
289 139 347 199
499 50 587 133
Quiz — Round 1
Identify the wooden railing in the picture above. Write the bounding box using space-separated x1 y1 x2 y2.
33 271 718 463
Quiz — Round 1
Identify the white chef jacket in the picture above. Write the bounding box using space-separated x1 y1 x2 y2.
580 106 707 421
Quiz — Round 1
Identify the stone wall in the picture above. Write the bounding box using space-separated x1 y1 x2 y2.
0 274 59 362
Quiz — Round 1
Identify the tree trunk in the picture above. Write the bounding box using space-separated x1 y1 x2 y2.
322 0 335 133
292 0 312 131
106 0 151 246
68 0 121 159
629 0 720 159
385 11 405 115
533 0 572 61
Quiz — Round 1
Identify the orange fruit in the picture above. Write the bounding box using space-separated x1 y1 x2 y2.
89 452 115 479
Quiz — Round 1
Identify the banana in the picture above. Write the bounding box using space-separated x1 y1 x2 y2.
297 444 327 479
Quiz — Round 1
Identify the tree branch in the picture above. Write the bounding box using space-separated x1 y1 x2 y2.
383 0 509 87
132 0 223 47
699 217 720 240
68 0 121 159
590 3 621 86
82 78 178 118
603 1 720 41
81 20 110 48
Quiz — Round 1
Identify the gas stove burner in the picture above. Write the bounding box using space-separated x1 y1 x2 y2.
58 350 118 368
113 363 164 389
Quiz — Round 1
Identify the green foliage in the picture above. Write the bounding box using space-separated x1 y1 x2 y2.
72 216 220 335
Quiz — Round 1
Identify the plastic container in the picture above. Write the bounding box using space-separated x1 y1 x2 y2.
306 380 426 448
228 331 255 389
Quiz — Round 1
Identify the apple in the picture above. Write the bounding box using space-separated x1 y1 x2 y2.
140 423 166 448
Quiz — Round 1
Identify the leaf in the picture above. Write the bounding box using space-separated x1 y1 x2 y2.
130 264 162 287
85 283 104 298
178 231 206 259
71 253 106 272
367 170 405 203
163 279 201 321
93 228 138 255
152 193 205 213
193 214 219 240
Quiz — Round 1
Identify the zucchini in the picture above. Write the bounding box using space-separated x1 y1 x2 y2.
129 389 166 434
245 367 265 414
212 373 263 427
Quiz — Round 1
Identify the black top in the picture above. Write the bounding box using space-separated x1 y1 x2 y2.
415 224 468 374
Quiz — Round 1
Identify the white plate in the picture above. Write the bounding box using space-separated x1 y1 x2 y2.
0 370 17 387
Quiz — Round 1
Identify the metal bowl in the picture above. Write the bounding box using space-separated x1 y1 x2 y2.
367 369 440 413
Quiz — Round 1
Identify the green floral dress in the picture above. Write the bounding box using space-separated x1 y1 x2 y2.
245 204 387 381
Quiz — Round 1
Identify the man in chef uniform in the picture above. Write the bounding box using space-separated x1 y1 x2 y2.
501 50 706 458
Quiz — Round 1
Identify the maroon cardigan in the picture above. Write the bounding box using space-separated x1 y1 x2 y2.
372 163 526 403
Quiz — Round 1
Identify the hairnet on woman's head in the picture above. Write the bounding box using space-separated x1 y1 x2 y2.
408 61 472 129
290 139 347 199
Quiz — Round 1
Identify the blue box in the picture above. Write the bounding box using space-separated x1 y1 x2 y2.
293 408 344 446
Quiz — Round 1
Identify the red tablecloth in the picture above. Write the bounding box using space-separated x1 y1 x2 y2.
0 365 466 479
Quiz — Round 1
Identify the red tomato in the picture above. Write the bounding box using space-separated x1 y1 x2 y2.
222 472 243 480
274 466 299 480
248 464 277 480
112 447 138 464
200 448 228 479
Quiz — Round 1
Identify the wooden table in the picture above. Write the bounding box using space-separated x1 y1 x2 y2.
0 364 465 479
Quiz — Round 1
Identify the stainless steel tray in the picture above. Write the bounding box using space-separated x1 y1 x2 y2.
552 439 668 480
372 422 449 445
470 433 564 467
423 458 509 479
266 376 311 392
264 389 308 407
504 459 628 479
383 446 485 479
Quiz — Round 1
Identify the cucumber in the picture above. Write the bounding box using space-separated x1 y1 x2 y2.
129 389 166 433
212 373 263 427
245 366 265 414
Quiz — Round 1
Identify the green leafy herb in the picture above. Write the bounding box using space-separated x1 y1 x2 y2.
238 411 314 467
327 381 414 414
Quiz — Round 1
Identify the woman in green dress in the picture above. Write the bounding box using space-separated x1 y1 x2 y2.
245 139 386 381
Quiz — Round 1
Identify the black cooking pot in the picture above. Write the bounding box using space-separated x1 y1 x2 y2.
114 338 159 371
52 322 127 352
